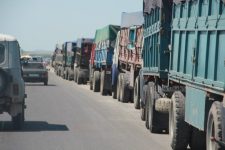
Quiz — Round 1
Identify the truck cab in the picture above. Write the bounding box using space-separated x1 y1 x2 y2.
0 34 26 130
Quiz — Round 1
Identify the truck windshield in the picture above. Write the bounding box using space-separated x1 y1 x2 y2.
23 63 44 69
0 45 5 64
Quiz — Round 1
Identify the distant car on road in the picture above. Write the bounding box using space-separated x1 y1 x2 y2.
22 62 48 85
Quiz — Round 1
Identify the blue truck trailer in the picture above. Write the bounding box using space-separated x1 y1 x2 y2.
168 0 225 150
142 0 225 150
89 25 120 95
140 0 172 133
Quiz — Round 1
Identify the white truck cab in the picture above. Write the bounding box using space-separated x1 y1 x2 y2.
0 34 26 130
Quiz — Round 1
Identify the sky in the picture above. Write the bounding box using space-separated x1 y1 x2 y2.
0 0 142 51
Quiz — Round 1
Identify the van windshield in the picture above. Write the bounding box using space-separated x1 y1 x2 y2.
0 45 5 64
23 63 44 69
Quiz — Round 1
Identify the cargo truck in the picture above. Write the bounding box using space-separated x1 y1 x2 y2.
168 0 225 150
141 0 225 150
140 0 172 133
58 41 77 79
63 41 77 80
74 38 93 85
54 44 63 74
89 25 120 95
55 54 63 76
114 12 144 105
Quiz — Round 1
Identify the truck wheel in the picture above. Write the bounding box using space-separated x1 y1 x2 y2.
189 127 206 150
120 74 130 103
77 70 82 85
62 68 65 79
74 68 77 83
44 81 48 85
68 70 72 81
93 71 100 92
117 74 121 101
130 90 134 103
206 101 223 150
65 68 68 80
140 108 145 121
12 112 23 130
100 71 107 96
83 78 87 85
108 90 112 96
57 67 60 76
134 76 140 109
112 90 117 99
170 91 191 150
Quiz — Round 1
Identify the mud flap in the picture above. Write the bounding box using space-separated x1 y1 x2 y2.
10 103 22 117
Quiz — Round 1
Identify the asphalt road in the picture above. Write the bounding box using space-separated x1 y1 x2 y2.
0 70 172 150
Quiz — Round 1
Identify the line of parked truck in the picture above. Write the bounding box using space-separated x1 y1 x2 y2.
51 0 225 149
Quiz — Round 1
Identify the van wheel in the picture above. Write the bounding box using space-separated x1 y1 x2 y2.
120 74 130 103
170 91 191 150
117 74 121 101
206 101 223 150
189 127 206 150
44 81 48 85
100 71 107 96
93 71 100 92
12 112 23 130
22 100 25 123
134 76 140 109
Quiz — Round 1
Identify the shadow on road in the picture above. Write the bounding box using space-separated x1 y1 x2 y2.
0 121 69 132
25 84 57 86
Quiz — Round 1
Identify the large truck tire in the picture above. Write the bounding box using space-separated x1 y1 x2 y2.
130 90 134 103
44 81 48 85
140 108 145 121
117 74 121 101
74 68 77 83
12 111 23 130
112 90 117 99
134 76 140 109
189 127 206 150
83 78 87 85
61 67 65 78
155 98 171 113
57 67 60 76
100 70 107 96
65 68 68 80
120 74 130 103
77 70 82 85
93 71 100 92
146 82 168 133
169 91 191 150
206 101 223 150
68 69 72 81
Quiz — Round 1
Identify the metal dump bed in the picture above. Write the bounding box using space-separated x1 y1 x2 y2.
169 0 225 95
142 0 172 78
